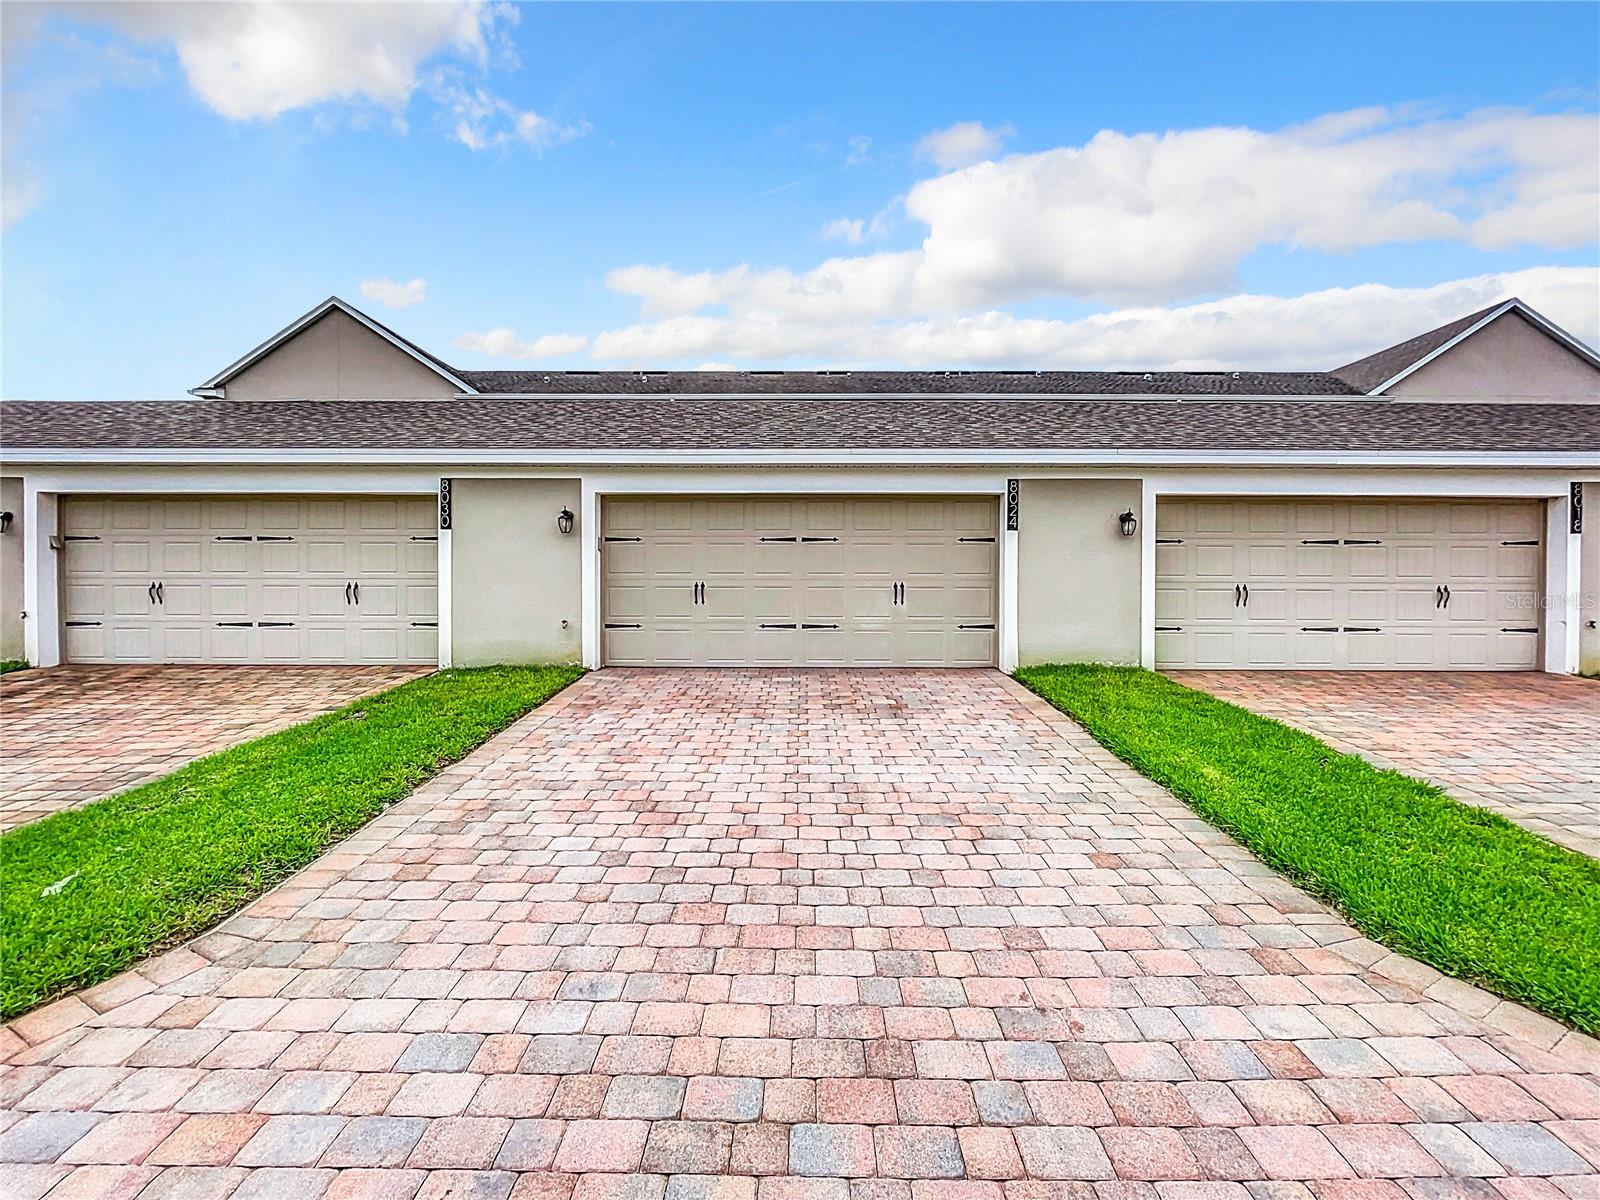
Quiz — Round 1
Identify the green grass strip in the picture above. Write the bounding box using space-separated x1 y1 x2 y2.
1014 664 1600 1033
0 660 28 675
2 664 583 1019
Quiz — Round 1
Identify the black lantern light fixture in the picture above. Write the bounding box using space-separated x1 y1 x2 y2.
557 506 575 535
0 511 12 535
1118 509 1138 538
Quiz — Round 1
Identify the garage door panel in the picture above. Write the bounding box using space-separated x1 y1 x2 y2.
110 540 153 573
159 582 204 617
1156 498 1542 670
1191 545 1237 577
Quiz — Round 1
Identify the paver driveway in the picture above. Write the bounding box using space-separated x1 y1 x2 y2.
3 668 1597 1199
0 665 429 831
1169 672 1600 858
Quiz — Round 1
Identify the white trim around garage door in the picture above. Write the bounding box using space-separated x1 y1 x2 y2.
1139 468 1581 673
15 469 445 670
577 470 1019 671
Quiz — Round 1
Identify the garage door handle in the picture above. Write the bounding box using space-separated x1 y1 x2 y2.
149 581 158 605
156 582 163 605
1234 585 1241 607
759 623 798 630
353 582 360 605
801 623 839 630
1242 583 1249 607
345 582 353 605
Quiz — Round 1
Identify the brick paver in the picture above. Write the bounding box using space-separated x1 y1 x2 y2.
0 665 429 830
1168 671 1600 857
3 667 1597 1196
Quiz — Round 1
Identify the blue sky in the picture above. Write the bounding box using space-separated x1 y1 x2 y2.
2 1 1597 399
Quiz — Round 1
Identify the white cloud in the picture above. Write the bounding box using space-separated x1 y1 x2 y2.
2 164 43 230
845 134 872 166
915 120 1013 169
454 328 589 359
360 277 428 309
71 0 500 120
430 78 588 151
587 267 1600 369
820 218 865 245
587 106 1598 340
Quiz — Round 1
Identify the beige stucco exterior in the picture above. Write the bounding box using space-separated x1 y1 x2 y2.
1016 478 1143 666
223 309 458 401
449 478 582 666
1 477 24 661
1583 479 1600 676
1386 313 1600 403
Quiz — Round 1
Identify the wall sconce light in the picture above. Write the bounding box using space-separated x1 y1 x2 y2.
0 511 12 534
557 507 575 535
1118 509 1138 538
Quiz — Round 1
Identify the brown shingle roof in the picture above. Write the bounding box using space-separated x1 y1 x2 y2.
457 369 1360 397
4 398 1594 454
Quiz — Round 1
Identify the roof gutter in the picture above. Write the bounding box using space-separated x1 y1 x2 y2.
4 447 1597 470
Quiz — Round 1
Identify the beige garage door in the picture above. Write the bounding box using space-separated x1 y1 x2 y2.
62 496 438 664
1156 499 1543 670
602 496 998 666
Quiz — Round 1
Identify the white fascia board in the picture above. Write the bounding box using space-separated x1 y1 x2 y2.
451 391 1375 402
1369 300 1600 395
193 297 477 395
5 448 1598 469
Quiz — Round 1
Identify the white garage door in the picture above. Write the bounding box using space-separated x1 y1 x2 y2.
602 496 998 666
62 496 438 664
1156 499 1543 670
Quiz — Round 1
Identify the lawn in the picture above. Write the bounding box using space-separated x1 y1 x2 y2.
1015 664 1600 1034
1 664 582 1019
0 659 27 674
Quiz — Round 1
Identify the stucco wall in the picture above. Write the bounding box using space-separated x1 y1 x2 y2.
1387 313 1600 403
1017 478 1143 666
225 309 457 401
1583 479 1600 676
450 478 582 666
1 477 23 662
